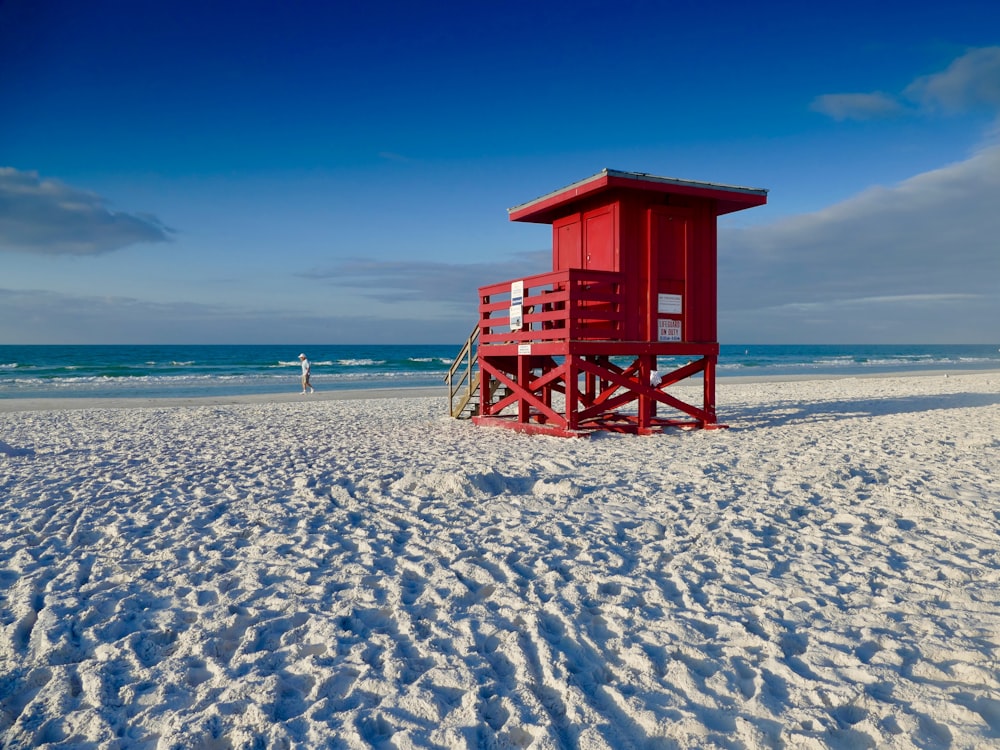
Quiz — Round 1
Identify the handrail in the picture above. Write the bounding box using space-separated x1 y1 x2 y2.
446 323 479 382
478 268 627 345
445 323 480 417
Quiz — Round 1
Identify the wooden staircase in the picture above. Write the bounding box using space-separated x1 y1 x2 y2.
445 324 509 419
445 324 480 419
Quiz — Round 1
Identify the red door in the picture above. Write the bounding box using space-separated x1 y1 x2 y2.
647 207 690 342
583 206 615 271
553 215 582 270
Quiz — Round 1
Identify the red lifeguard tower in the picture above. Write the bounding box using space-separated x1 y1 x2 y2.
446 169 767 436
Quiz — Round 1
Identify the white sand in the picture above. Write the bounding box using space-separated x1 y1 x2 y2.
1 373 998 748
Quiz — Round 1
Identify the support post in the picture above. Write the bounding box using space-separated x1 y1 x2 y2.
638 354 656 434
517 354 531 423
565 356 579 432
704 354 717 426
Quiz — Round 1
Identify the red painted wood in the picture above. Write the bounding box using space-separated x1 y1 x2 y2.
553 214 582 270
474 170 765 435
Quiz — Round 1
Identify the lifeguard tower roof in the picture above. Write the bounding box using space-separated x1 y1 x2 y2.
508 168 768 224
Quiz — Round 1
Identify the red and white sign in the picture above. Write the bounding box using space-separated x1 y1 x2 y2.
510 281 524 330
658 319 682 342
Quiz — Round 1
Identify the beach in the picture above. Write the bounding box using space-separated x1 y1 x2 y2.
1 372 998 748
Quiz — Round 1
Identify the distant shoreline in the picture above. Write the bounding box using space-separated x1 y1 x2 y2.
2 369 996 414
3 343 997 405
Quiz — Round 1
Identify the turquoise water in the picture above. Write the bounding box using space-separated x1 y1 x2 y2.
1 344 998 400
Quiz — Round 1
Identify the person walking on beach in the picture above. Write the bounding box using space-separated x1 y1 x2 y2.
298 353 314 394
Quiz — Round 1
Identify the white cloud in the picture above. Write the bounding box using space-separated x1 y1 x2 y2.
809 92 904 121
719 145 1000 342
905 46 1000 113
0 287 474 344
764 293 982 312
0 167 174 255
298 250 549 308
812 46 1000 122
0 238 545 343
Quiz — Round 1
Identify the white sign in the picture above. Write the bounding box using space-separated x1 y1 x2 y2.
658 319 682 342
511 280 524 306
518 344 532 355
509 303 523 331
658 293 683 314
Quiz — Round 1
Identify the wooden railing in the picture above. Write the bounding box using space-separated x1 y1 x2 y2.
478 269 627 345
444 323 480 417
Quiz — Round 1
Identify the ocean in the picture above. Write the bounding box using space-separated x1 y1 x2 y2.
1 343 998 400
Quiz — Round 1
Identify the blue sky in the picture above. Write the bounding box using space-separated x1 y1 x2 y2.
2 0 998 345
